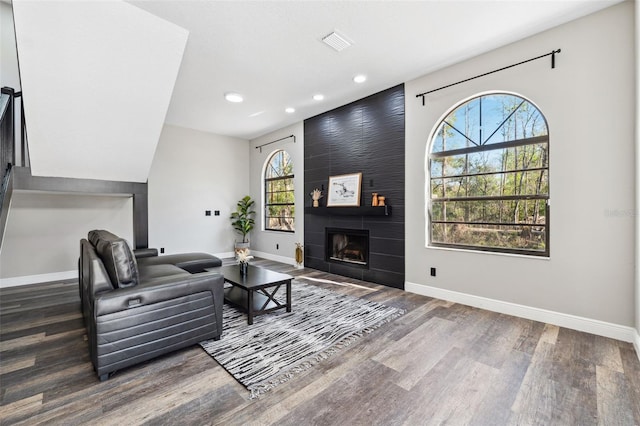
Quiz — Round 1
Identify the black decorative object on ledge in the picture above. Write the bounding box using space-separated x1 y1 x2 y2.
304 206 391 216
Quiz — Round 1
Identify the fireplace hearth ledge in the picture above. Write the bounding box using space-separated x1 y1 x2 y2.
304 206 391 216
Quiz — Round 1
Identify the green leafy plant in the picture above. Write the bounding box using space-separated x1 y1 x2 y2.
230 195 255 243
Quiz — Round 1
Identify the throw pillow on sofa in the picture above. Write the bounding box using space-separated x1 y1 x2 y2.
89 230 139 288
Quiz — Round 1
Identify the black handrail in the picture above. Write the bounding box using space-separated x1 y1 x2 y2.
21 96 28 167
0 87 19 248
0 163 13 248
0 163 12 207
0 86 26 169
1 87 15 173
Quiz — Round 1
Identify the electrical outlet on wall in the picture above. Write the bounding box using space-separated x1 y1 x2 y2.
430 267 436 277
160 247 165 254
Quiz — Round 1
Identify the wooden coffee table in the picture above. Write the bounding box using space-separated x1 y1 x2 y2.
207 264 293 325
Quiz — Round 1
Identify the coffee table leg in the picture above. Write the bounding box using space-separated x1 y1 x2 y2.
248 289 254 325
286 280 292 312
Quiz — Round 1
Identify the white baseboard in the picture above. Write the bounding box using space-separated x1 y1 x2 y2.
634 330 640 362
406 281 638 344
0 251 291 288
251 250 296 266
0 270 78 288
213 250 297 267
213 251 236 260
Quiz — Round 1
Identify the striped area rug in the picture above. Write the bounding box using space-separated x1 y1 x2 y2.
200 278 405 398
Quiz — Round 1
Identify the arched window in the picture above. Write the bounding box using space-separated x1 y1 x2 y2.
428 93 549 256
265 150 295 232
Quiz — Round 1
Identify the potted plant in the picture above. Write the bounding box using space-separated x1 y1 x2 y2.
230 195 255 251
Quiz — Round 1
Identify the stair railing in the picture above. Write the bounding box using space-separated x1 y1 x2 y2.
1 86 20 248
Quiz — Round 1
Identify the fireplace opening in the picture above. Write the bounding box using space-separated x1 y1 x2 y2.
325 228 369 268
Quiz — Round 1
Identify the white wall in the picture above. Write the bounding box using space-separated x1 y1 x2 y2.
0 2 19 89
148 124 249 258
249 123 304 264
0 123 248 285
0 192 133 284
405 3 635 327
0 4 138 287
11 0 187 182
635 0 640 347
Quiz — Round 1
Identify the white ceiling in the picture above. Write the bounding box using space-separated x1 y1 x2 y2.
129 0 622 141
12 0 188 182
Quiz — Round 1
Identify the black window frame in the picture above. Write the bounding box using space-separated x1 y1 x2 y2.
428 93 549 257
264 150 295 233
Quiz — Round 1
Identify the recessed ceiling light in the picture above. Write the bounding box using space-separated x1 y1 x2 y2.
353 74 367 84
313 94 325 101
224 92 243 103
285 107 295 113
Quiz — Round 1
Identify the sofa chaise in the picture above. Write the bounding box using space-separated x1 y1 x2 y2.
79 229 224 381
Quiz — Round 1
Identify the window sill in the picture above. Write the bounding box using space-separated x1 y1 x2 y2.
426 244 550 260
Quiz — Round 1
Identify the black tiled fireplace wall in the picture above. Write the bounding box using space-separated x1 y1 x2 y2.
303 84 405 289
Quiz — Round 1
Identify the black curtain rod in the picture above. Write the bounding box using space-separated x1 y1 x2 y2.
416 49 561 105
255 134 296 152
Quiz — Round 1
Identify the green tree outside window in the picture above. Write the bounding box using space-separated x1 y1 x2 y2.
429 93 549 256
265 150 295 232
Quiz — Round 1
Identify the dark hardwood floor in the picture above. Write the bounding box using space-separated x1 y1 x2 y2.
1 258 639 425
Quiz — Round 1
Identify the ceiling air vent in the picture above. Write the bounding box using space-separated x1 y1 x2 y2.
322 31 351 52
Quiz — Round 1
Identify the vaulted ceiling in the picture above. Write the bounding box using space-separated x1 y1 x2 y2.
10 0 622 182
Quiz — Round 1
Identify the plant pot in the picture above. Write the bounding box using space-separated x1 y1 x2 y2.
234 241 250 252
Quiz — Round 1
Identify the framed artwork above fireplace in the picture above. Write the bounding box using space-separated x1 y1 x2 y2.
327 172 362 207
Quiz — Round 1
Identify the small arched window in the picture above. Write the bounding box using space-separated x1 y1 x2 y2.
428 93 549 256
265 150 295 232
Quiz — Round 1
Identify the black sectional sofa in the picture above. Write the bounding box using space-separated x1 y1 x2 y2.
79 230 224 381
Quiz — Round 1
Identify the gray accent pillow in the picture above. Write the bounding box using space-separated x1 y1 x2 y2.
90 230 139 288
